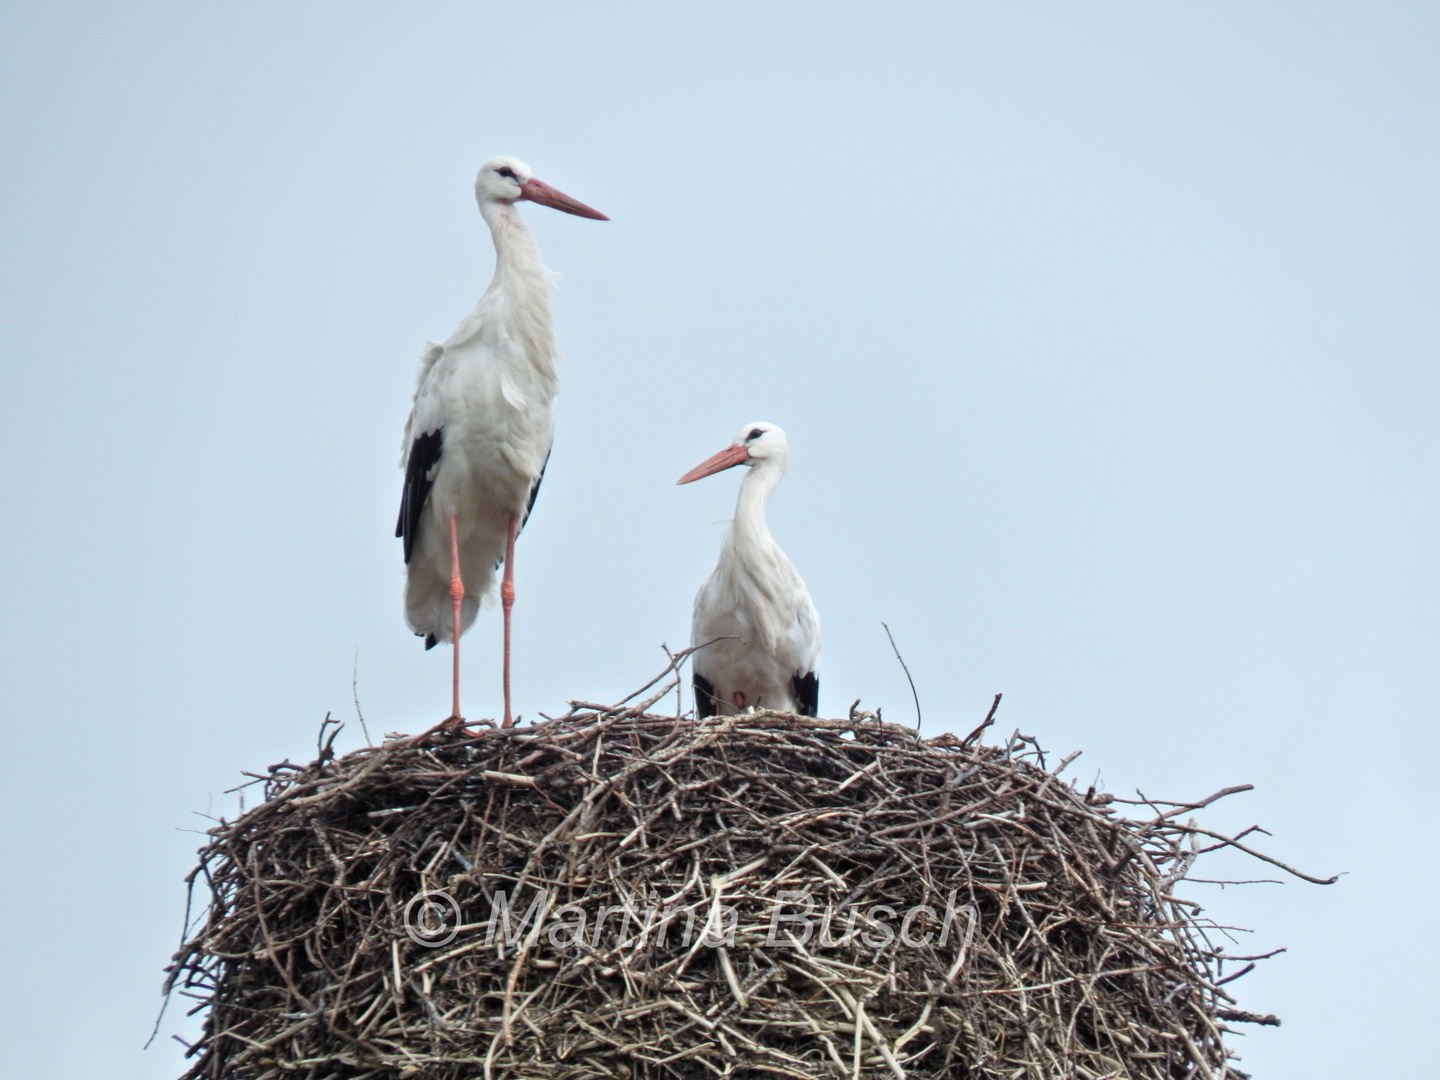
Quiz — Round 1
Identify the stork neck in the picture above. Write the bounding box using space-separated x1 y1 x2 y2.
731 462 782 549
480 200 550 306
477 199 557 375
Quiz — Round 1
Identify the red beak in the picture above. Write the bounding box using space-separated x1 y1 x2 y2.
518 178 609 220
677 444 751 485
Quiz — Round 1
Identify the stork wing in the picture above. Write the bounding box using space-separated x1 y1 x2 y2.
478 445 555 574
693 672 720 719
791 671 819 717
521 445 551 531
396 428 443 564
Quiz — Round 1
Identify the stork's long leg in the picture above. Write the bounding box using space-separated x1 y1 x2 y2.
501 513 518 728
448 512 463 721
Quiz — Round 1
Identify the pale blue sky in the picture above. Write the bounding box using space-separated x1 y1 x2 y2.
1 3 1436 1076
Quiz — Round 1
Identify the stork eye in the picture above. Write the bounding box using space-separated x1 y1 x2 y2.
496 167 517 180
747 428 764 441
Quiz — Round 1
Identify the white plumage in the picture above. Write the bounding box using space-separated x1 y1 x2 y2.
397 156 606 723
677 423 820 717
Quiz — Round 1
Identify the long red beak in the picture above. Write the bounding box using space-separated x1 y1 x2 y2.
677 444 750 485
519 178 609 220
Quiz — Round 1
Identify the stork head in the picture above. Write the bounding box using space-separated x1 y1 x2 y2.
474 157 609 220
677 422 789 484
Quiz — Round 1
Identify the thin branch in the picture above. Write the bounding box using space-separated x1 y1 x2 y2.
962 692 1003 748
880 622 921 730
352 648 373 745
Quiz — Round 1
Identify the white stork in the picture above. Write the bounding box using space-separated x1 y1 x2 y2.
677 423 820 717
397 156 607 726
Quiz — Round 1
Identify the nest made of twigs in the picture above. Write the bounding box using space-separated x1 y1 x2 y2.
165 676 1330 1080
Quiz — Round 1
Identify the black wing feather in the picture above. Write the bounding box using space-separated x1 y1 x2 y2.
791 671 819 717
521 446 551 530
693 673 719 719
396 428 443 564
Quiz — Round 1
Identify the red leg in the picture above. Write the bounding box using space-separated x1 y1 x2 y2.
448 512 463 721
501 514 518 728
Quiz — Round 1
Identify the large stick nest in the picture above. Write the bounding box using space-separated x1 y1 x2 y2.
166 678 1330 1080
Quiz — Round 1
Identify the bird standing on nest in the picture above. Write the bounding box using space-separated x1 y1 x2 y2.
397 157 608 726
677 423 820 717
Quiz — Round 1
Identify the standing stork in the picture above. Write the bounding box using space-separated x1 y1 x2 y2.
397 156 607 726
677 423 820 717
